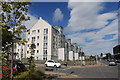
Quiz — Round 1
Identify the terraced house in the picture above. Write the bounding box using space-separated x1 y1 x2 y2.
15 17 84 61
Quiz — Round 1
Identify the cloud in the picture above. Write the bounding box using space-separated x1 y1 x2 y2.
64 2 103 33
53 8 64 22
64 2 117 34
69 0 119 2
65 2 118 55
66 18 118 55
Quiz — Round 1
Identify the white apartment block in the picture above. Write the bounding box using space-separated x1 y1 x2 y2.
16 17 83 61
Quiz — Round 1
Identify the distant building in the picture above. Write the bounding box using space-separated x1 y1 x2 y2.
113 45 120 59
113 45 120 55
15 17 83 61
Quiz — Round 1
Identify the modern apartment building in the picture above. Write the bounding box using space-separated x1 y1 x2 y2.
15 17 83 61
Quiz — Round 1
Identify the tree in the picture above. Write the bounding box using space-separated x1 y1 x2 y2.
1 2 31 51
106 53 112 59
81 52 85 56
100 53 103 58
28 42 36 71
0 2 31 79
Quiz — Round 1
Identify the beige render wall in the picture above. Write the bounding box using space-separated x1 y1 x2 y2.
26 17 52 60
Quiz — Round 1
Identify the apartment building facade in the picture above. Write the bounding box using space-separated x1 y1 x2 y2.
16 17 83 61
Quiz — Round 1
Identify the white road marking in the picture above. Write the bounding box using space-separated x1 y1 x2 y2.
62 67 72 70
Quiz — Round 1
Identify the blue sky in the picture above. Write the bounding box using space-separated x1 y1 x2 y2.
28 2 69 27
25 2 118 56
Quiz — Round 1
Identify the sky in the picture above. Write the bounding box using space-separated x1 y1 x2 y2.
25 2 119 56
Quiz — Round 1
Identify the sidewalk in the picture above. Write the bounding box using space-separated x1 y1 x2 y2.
62 62 107 68
45 71 79 78
36 62 106 78
35 61 107 69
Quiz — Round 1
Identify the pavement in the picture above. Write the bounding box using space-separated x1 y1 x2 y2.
35 61 106 69
61 60 119 78
45 71 79 78
35 61 119 79
35 63 79 78
62 62 106 68
58 64 119 78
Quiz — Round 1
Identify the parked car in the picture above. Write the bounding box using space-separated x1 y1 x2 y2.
45 60 61 68
109 60 117 66
116 59 120 63
107 59 112 62
1 60 27 77
13 60 27 72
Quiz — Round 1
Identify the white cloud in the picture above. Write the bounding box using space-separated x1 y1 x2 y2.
69 0 119 2
65 2 118 55
64 2 117 33
64 2 103 33
53 8 64 22
66 18 118 55
83 39 117 55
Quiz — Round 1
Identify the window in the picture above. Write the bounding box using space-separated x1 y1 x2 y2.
28 44 29 47
21 54 23 58
18 49 19 51
44 43 48 46
44 42 48 49
43 50 47 54
32 37 35 41
37 43 39 46
48 60 54 63
27 51 29 54
38 30 40 33
44 28 48 34
37 50 39 53
28 38 29 41
32 30 36 34
28 32 30 35
37 36 39 39
43 58 45 60
44 35 48 40
33 50 35 53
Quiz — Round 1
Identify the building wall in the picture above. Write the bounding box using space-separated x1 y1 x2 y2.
58 48 65 61
69 51 73 60
16 17 83 61
75 53 78 60
79 56 85 60
113 45 120 55
51 28 59 60
26 17 52 60
15 44 26 60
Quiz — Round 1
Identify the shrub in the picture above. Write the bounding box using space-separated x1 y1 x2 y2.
14 69 45 80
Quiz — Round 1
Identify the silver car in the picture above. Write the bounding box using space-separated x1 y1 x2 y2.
109 60 117 66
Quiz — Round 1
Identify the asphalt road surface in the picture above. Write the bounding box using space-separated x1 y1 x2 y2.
56 65 119 78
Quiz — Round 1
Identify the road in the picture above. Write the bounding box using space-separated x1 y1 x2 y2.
35 61 120 79
55 65 119 78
